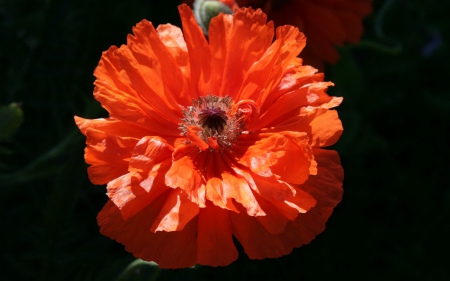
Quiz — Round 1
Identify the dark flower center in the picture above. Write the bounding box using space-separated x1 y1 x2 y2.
198 106 228 133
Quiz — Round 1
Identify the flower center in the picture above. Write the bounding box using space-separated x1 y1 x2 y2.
198 106 228 134
179 94 257 150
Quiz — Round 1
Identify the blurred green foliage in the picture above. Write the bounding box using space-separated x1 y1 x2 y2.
0 103 23 141
0 0 449 280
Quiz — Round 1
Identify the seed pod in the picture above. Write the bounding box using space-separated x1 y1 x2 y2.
193 0 236 35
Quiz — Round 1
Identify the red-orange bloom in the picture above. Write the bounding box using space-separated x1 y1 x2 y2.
186 0 372 69
76 4 343 268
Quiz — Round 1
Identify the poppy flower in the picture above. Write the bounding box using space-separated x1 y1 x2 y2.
75 4 343 268
186 0 373 69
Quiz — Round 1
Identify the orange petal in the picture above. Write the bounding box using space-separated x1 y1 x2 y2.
128 136 174 174
118 166 171 221
107 136 173 220
106 174 135 210
301 148 344 208
237 133 287 177
129 21 192 107
197 202 238 266
230 203 295 259
179 4 212 98
251 173 296 201
221 172 263 215
115 36 181 124
236 132 313 185
235 39 282 104
256 86 310 130
259 63 322 115
93 46 178 132
269 108 343 148
230 147 343 259
278 186 317 219
270 131 314 184
240 25 306 105
257 81 340 130
253 186 316 234
165 145 207 207
156 24 189 72
75 116 148 138
234 99 260 130
210 7 274 99
304 81 342 108
202 151 240 212
80 125 140 185
254 193 291 234
227 152 294 202
214 152 265 216
205 177 239 212
208 12 232 96
274 148 343 250
151 188 199 232
83 145 132 180
76 116 180 171
97 198 198 269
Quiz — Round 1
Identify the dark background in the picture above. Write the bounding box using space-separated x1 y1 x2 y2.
1 0 449 280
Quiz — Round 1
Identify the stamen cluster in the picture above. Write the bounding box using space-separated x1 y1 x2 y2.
179 94 247 148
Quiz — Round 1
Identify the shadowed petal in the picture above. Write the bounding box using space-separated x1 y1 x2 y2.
253 192 290 234
98 198 198 268
231 203 294 259
197 202 238 266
